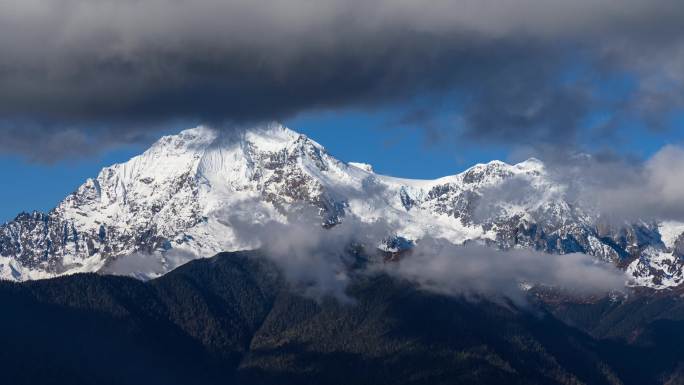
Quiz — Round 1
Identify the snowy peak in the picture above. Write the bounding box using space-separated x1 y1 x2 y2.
148 125 218 156
243 123 312 151
0 123 682 290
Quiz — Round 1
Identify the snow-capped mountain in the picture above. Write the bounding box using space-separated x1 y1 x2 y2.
1 123 682 287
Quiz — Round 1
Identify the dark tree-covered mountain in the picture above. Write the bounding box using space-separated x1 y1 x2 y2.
1 250 683 385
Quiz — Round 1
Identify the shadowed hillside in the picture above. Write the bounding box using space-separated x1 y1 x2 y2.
1 250 683 385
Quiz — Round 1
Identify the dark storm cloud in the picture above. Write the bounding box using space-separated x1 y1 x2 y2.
461 79 592 148
2 0 684 159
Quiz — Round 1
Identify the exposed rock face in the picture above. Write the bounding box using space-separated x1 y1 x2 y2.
1 123 682 287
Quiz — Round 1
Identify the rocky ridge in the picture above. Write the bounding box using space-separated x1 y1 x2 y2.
1 123 682 287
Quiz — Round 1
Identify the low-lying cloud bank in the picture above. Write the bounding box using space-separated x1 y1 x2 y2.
226 209 392 301
103 248 200 280
385 239 626 304
225 209 626 303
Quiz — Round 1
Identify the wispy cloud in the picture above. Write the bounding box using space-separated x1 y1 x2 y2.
567 145 684 222
222 203 626 302
384 238 626 304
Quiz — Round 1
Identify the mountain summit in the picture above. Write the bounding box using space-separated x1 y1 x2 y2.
1 123 682 286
